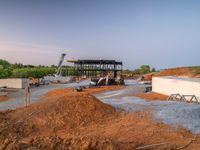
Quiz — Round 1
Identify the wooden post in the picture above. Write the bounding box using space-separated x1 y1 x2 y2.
25 86 30 107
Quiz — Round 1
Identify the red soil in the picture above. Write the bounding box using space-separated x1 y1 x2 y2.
0 86 200 149
136 92 168 101
155 67 200 78
0 95 9 102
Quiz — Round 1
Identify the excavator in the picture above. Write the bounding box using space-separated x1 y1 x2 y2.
29 77 40 87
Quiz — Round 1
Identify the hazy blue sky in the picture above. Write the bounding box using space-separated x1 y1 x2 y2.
0 0 200 69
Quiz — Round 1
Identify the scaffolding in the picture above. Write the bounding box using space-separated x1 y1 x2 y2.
67 59 123 78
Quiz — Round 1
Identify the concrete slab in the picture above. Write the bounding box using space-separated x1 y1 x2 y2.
0 78 29 89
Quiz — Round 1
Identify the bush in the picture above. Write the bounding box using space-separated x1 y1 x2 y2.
0 59 10 69
12 68 56 78
0 65 12 78
139 65 150 74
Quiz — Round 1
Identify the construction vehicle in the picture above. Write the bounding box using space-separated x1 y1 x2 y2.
97 75 109 86
91 74 124 86
29 77 40 87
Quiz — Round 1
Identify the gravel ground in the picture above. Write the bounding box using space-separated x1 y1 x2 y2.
95 80 200 134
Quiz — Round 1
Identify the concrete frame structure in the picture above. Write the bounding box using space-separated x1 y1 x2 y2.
0 79 29 89
152 76 200 101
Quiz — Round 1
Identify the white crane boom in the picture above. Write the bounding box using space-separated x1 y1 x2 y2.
56 53 66 76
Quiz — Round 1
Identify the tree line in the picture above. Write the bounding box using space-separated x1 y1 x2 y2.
123 65 156 76
0 59 77 79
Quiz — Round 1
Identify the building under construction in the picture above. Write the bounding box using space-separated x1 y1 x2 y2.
67 59 123 78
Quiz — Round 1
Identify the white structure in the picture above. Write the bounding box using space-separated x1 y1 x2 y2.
152 76 200 101
0 78 29 89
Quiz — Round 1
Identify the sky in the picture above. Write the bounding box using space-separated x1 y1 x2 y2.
0 0 200 69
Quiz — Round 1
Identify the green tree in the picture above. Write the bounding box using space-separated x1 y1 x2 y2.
133 69 140 74
0 65 3 70
0 65 12 78
123 69 132 74
139 65 150 74
0 59 10 69
50 64 57 68
9 63 24 69
11 68 56 78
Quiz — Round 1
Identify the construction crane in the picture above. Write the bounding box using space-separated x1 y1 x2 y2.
55 53 66 76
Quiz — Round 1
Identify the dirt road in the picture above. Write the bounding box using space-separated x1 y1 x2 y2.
0 80 91 110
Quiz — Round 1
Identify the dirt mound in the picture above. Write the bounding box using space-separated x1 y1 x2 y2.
0 87 121 149
1 86 200 149
136 92 168 101
4 136 115 150
155 67 200 78
0 89 116 134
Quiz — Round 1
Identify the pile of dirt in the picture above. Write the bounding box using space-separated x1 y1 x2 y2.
155 67 200 78
1 86 200 149
136 92 168 101
0 89 117 132
0 86 122 149
3 136 116 150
